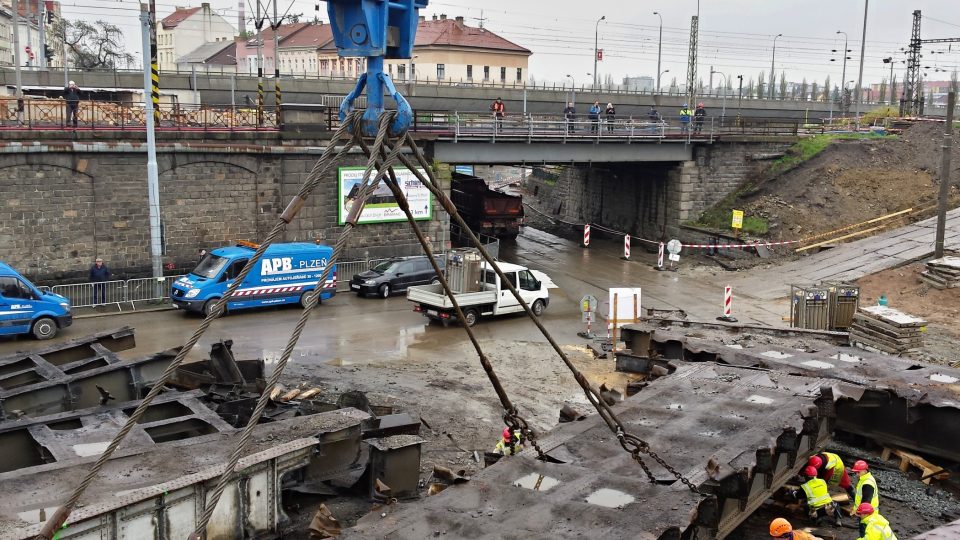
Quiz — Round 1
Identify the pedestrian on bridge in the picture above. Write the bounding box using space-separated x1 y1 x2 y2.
589 101 601 134
648 105 660 123
490 97 505 132
89 257 111 305
563 102 576 133
694 102 707 134
604 102 616 133
679 103 692 133
64 81 80 128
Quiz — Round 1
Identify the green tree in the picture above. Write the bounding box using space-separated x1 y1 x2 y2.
779 71 787 100
878 78 888 105
799 78 808 101
757 71 766 99
746 77 755 98
890 74 898 105
62 19 134 69
810 81 819 102
822 76 831 101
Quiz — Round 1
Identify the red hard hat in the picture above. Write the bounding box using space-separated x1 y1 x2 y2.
502 427 512 440
852 460 869 473
857 503 875 515
808 455 823 469
803 466 818 477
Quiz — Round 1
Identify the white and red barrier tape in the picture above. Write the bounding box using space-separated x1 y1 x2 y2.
681 239 802 249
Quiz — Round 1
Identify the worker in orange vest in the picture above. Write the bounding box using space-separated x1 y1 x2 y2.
769 517 822 540
490 97 505 132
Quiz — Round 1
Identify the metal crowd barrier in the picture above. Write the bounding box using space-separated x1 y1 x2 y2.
50 279 129 309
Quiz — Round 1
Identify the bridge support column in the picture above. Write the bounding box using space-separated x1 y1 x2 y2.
665 160 699 240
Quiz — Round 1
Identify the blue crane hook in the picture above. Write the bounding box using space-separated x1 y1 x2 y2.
322 0 428 138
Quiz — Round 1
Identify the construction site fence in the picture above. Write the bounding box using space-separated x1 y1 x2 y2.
50 277 184 310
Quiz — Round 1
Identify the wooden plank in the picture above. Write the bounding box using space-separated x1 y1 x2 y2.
858 306 927 327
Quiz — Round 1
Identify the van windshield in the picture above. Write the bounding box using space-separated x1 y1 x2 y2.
371 260 400 274
192 254 229 279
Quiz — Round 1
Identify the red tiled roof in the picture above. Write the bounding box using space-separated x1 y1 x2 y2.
161 7 201 29
278 23 333 48
204 42 237 65
244 22 312 47
415 18 530 54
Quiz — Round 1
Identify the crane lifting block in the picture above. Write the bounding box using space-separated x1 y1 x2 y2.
323 0 429 137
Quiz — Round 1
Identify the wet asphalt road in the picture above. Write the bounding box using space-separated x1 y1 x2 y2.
0 227 786 361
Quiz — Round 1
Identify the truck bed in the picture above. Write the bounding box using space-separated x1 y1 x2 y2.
406 283 497 309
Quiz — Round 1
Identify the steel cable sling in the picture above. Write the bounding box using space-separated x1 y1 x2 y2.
36 112 361 540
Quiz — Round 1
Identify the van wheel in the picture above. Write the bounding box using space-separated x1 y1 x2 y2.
378 284 391 298
203 299 222 317
463 309 479 327
300 291 318 309
431 278 441 285
32 317 57 340
532 300 545 317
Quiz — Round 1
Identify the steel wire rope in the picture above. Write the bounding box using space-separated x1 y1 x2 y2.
395 134 701 493
35 111 360 540
353 134 548 460
188 112 405 538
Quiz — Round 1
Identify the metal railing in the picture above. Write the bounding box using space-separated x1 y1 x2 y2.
50 279 129 309
0 98 280 131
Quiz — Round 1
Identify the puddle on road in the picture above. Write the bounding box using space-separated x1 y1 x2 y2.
513 473 560 492
585 488 635 508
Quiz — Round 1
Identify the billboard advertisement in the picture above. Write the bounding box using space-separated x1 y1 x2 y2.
337 166 432 225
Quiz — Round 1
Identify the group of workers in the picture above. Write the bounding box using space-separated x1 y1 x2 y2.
489 97 709 135
770 452 896 540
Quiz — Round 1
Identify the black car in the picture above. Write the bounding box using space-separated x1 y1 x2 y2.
350 256 445 298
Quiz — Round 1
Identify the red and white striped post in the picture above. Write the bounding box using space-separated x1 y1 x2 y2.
655 242 664 270
622 235 631 260
583 224 591 247
717 285 738 322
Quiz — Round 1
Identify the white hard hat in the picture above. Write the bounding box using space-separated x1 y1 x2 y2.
69 80 76 85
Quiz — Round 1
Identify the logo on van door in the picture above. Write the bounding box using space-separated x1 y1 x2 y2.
261 257 329 276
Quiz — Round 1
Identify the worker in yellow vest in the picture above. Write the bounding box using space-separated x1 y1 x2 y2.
769 517 823 540
494 427 523 456
793 466 843 527
851 460 880 512
809 452 856 499
856 503 897 540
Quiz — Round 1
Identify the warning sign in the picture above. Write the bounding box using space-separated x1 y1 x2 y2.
731 209 744 230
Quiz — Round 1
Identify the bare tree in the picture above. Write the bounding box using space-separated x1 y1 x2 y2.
890 74 897 105
810 81 819 102
878 78 888 105
822 76 831 101
779 71 787 100
62 19 135 69
756 71 766 99
799 78 808 101
745 77 755 98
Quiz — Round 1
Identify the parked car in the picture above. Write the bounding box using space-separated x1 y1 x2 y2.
351 256 445 298
0 261 72 339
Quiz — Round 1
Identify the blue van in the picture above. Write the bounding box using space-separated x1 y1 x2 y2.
0 262 72 340
171 242 337 315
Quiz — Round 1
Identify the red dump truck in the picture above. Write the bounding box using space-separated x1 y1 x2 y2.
450 172 523 239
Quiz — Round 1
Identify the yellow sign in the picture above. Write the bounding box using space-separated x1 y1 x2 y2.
731 210 744 230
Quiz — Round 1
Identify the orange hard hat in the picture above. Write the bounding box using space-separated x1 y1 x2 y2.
852 460 869 473
502 427 512 440
808 455 823 469
803 466 818 477
857 503 875 515
770 517 793 536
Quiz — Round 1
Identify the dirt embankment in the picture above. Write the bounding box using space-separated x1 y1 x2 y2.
742 122 960 240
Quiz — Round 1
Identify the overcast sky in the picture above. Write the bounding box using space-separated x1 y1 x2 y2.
64 0 960 86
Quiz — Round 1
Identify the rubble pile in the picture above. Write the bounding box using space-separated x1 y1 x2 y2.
850 305 926 356
921 256 960 289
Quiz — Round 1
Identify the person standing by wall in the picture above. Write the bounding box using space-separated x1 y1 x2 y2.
679 103 692 133
588 101 601 134
604 102 616 133
89 257 111 305
563 102 576 133
64 81 81 128
694 102 707 134
490 97 505 132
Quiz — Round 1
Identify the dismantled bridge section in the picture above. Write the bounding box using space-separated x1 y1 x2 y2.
344 363 837 539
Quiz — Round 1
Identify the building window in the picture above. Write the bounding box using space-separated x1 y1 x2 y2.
437 63 445 79
516 68 522 82
411 63 416 79
483 66 489 81
320 59 328 75
500 67 506 81
388 63 393 76
466 65 473 79
398 64 406 80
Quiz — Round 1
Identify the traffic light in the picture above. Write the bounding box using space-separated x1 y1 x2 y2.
44 44 54 62
46 10 54 25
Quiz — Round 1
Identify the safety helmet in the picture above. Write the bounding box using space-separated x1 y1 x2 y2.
852 460 869 473
857 503 875 516
803 466 818 477
808 455 823 469
682 103 688 107
769 517 793 536
502 427 512 440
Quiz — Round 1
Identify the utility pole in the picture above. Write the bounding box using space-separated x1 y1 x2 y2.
770 33 782 99
935 91 955 258
140 4 163 280
653 12 663 95
854 0 869 128
904 10 921 116
38 1 46 68
255 0 264 125
149 0 159 123
12 0 23 122
271 0 282 125
62 11 68 89
593 15 605 89
686 15 698 103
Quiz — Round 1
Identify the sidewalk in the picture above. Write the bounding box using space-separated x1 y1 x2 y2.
732 207 960 300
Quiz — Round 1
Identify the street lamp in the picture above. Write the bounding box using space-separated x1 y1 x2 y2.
593 15 606 89
834 31 850 106
736 74 743 118
882 57 894 105
653 11 663 96
854 0 869 128
770 33 782 98
710 70 727 119
566 74 576 104
659 69 670 94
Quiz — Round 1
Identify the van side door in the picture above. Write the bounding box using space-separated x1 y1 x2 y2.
494 271 521 314
220 259 248 302
0 276 37 335
517 270 543 305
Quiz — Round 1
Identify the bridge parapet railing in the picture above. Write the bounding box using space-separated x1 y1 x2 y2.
0 98 280 131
